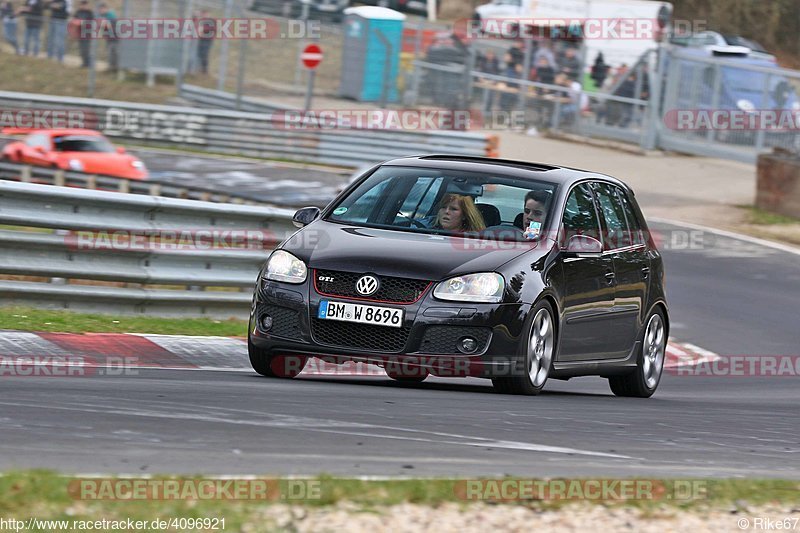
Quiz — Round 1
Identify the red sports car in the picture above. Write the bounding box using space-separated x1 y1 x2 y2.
1 128 148 180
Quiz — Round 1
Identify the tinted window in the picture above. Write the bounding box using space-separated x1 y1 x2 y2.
617 189 645 246
562 183 601 243
53 136 115 153
594 183 631 249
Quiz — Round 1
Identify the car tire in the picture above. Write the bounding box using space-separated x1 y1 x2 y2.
492 300 556 395
608 308 666 398
248 339 307 378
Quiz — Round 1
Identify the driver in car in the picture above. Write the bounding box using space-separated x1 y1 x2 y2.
431 193 486 233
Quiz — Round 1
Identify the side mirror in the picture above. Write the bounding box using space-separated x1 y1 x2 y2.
563 234 603 257
116 146 126 154
293 206 321 228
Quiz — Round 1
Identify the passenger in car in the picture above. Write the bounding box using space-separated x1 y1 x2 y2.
515 189 551 239
433 193 486 232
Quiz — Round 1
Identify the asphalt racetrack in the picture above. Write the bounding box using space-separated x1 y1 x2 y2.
1 220 798 478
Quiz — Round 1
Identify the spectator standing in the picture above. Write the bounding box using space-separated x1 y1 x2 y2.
532 41 557 70
97 2 117 72
560 46 581 81
476 49 500 75
532 55 555 88
195 9 215 74
590 52 608 88
46 0 69 62
1 1 19 54
72 0 91 67
20 0 43 56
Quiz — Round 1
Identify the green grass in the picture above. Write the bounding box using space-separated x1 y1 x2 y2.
740 205 800 225
0 471 798 530
0 307 247 336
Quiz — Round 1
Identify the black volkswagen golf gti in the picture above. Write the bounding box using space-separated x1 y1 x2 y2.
249 156 668 397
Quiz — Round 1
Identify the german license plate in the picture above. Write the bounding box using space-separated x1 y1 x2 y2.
318 301 404 328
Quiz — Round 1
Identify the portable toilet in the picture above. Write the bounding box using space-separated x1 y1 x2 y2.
339 6 406 103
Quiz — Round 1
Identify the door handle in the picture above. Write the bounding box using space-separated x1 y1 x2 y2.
605 271 616 284
641 266 650 279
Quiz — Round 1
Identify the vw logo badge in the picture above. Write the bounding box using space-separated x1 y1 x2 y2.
355 275 379 296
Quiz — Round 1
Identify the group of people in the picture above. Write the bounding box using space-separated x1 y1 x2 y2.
426 190 550 239
1 0 116 68
1 1 216 75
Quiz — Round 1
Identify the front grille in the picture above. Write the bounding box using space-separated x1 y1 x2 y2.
314 269 430 304
420 326 492 355
311 319 411 353
257 304 302 340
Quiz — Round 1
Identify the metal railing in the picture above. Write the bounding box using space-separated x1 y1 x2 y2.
0 180 297 318
0 91 497 168
0 162 265 205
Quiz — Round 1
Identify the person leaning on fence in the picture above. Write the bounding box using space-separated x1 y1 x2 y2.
46 0 69 63
195 10 215 75
20 0 43 56
97 2 117 72
71 0 90 67
1 1 20 54
559 46 581 81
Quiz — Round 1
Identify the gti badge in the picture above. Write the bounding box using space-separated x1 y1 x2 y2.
355 275 379 296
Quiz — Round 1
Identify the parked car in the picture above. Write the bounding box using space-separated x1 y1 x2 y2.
678 31 776 63
355 0 429 17
1 128 148 180
249 0 350 21
249 155 669 397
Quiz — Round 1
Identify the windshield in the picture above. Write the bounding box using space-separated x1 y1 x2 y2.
326 165 558 242
722 35 767 53
53 135 115 153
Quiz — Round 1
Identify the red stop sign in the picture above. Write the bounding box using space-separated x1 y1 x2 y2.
301 44 323 70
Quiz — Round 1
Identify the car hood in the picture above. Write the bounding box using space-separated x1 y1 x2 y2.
282 220 549 281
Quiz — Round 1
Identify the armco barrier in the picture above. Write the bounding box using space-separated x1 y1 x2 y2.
0 162 263 205
0 91 498 168
0 180 297 318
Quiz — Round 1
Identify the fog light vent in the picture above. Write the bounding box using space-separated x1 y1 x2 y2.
458 337 478 354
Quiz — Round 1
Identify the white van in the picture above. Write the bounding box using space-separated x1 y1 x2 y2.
473 0 672 69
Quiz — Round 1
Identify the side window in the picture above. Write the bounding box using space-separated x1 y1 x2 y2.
25 134 50 149
397 177 443 222
594 183 630 250
561 183 601 244
617 189 645 246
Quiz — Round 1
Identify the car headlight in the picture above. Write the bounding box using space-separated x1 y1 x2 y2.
737 99 756 112
68 159 84 171
264 250 307 284
433 272 505 303
131 160 146 170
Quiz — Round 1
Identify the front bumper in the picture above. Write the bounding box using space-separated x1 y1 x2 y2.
249 279 530 378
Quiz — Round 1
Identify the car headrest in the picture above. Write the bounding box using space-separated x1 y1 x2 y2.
513 212 524 229
476 203 501 227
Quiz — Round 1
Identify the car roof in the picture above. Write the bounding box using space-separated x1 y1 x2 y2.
381 155 628 190
44 129 104 137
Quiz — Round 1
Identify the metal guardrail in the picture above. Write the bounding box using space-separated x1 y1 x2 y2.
179 85 291 114
0 180 297 318
0 162 265 205
0 91 498 168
